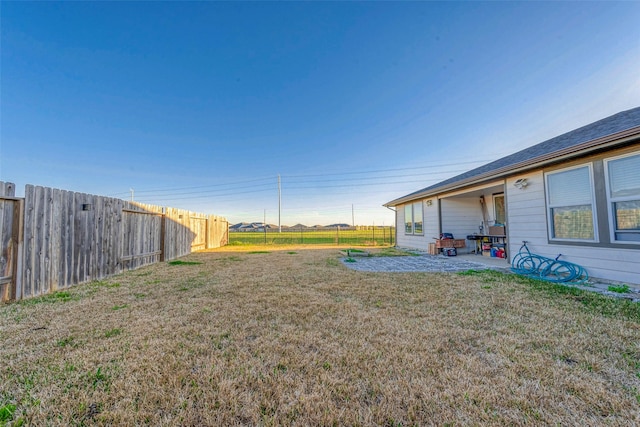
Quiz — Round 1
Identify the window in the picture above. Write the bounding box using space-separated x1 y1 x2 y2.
605 152 640 242
404 202 424 235
413 202 423 234
546 165 596 241
494 194 505 225
404 204 413 234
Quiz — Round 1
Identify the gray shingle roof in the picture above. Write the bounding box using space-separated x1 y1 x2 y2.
386 106 640 206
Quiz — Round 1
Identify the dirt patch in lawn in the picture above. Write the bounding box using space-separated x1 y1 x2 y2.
1 246 639 425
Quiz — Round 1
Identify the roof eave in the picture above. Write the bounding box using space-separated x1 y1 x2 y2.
384 126 640 207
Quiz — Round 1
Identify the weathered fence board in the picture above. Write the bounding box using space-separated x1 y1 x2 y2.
208 215 229 248
1 182 19 302
121 202 164 270
0 182 228 302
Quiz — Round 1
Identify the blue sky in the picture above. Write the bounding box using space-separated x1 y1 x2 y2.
1 2 639 226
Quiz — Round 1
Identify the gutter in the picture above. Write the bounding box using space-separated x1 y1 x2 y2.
384 126 640 207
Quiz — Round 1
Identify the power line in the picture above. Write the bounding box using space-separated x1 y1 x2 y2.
111 158 492 198
281 159 493 178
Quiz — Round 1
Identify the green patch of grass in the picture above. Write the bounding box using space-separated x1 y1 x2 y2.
287 251 297 254
0 403 16 423
228 229 395 246
344 258 356 263
55 336 76 348
608 284 631 294
458 269 488 276
168 260 202 266
248 251 271 254
474 270 640 322
372 247 415 257
111 304 128 311
20 290 79 306
90 367 110 391
104 328 122 338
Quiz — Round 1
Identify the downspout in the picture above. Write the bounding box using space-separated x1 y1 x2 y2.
437 198 442 237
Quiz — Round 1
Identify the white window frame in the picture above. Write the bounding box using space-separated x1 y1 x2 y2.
545 163 598 242
604 151 640 244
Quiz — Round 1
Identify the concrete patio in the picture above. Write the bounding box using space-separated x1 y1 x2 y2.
341 252 510 273
340 251 640 302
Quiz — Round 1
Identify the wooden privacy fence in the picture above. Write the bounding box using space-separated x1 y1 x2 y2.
0 182 228 302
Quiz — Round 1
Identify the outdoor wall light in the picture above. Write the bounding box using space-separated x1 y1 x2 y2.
82 204 92 211
513 178 529 189
426 200 433 206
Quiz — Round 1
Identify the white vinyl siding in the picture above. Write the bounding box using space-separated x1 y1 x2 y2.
605 152 640 242
395 199 436 250
508 169 639 285
507 172 548 256
440 198 484 240
545 165 597 241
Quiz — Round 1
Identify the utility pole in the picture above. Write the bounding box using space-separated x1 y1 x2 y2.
278 174 282 233
130 188 134 201
352 204 355 228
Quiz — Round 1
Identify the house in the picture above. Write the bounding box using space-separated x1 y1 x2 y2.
384 107 640 285
229 222 273 232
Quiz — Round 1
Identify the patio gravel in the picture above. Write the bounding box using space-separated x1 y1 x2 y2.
341 253 640 302
341 254 506 273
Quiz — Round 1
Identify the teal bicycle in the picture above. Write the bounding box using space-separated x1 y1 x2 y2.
511 241 588 284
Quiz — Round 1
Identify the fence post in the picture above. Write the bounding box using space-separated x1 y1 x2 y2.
159 212 166 262
205 217 210 249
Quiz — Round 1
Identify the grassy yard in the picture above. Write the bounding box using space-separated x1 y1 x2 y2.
1 246 639 425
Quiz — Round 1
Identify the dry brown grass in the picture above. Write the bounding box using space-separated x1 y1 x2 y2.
1 246 639 426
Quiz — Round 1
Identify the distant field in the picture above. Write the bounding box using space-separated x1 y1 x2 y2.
229 227 395 246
